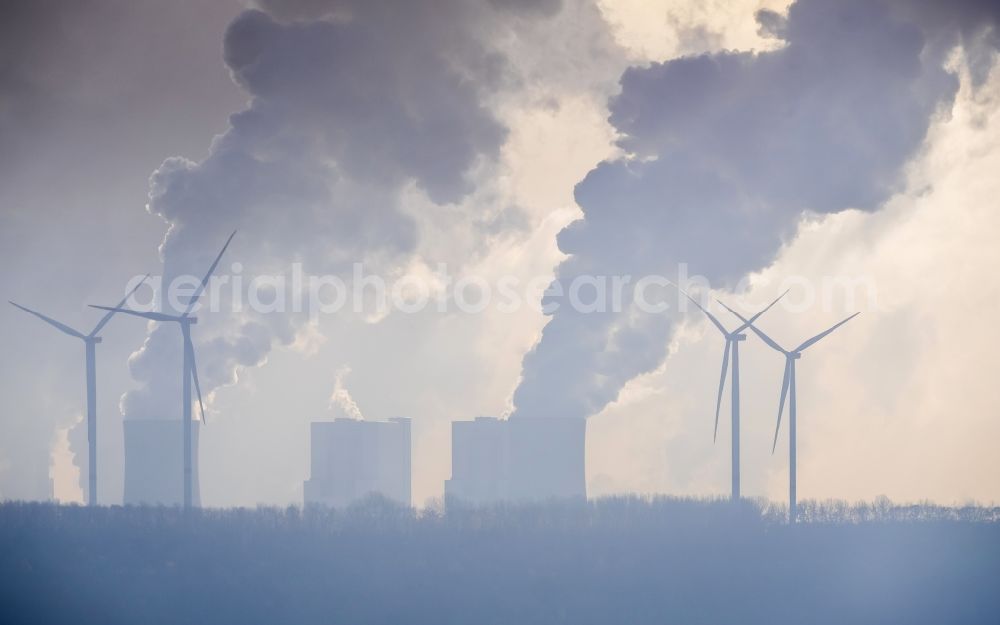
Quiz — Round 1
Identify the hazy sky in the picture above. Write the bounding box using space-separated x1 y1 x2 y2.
1 0 998 507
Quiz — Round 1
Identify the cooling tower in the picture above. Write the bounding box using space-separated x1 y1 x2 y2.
507 417 586 501
446 416 586 504
123 419 200 506
303 418 411 507
445 417 509 504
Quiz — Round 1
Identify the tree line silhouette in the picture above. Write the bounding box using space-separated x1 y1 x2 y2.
1 496 998 624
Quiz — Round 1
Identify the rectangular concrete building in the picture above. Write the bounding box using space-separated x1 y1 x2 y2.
445 417 509 504
507 418 586 501
445 417 586 504
123 419 200 506
304 418 411 508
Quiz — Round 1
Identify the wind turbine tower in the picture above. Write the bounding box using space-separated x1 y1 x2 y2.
674 287 787 500
720 301 858 523
92 231 235 510
10 277 147 505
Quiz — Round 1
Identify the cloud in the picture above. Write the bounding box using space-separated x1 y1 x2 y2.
121 1 595 422
588 59 1000 503
511 0 982 421
894 0 1000 86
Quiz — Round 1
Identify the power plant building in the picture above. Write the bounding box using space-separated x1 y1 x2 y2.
445 417 586 504
304 418 411 508
123 419 200 506
447 417 509 504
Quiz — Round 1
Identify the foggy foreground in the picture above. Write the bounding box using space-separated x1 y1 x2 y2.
2 497 998 624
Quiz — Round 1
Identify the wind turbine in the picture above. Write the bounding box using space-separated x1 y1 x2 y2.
9 276 148 506
91 230 235 510
719 301 858 523
673 286 788 501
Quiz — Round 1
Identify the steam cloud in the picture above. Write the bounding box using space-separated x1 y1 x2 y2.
328 365 365 421
123 0 1000 431
510 0 1000 420
123 0 563 421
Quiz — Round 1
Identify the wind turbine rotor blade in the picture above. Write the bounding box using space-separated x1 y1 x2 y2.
735 289 790 333
717 300 787 354
693 299 729 337
89 274 150 337
772 359 791 454
795 312 861 352
88 305 182 324
666 281 728 335
183 230 236 316
9 301 86 339
186 336 207 425
714 340 731 443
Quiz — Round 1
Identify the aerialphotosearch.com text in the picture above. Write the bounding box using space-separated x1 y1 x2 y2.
120 262 879 318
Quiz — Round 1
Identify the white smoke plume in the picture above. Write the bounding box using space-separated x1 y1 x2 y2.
510 0 1000 420
120 0 572 421
328 365 365 421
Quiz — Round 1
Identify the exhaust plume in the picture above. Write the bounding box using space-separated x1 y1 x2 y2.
510 0 999 420
328 366 365 421
122 0 564 421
